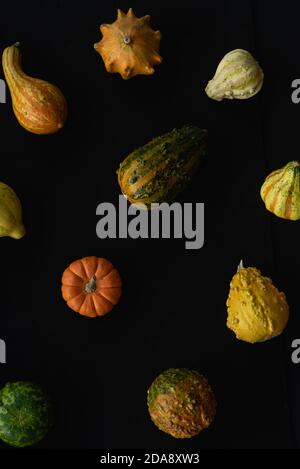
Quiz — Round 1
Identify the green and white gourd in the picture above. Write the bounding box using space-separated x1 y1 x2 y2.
205 49 264 101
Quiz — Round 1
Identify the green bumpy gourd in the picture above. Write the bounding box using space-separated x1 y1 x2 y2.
0 381 53 447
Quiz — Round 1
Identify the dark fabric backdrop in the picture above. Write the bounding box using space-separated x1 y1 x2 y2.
0 0 299 449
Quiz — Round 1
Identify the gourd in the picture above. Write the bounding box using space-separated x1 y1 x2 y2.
2 43 67 134
226 261 289 343
117 125 207 207
147 368 216 439
94 8 162 79
0 381 53 447
0 182 25 239
61 256 122 318
205 49 264 101
260 161 300 220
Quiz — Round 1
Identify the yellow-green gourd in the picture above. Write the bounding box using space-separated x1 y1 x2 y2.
0 182 25 239
226 261 289 343
205 49 264 101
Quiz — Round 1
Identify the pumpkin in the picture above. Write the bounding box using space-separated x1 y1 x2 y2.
260 161 300 220
226 261 289 343
205 49 264 101
117 125 207 208
0 381 53 447
0 182 25 239
147 368 216 439
61 256 122 318
2 43 67 134
94 8 162 79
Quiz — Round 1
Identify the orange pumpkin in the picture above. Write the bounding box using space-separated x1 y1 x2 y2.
61 256 122 318
94 8 162 79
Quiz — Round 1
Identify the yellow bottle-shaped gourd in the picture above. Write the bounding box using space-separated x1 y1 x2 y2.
0 182 25 239
226 261 289 343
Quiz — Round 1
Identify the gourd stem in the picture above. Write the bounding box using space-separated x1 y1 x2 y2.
123 35 131 45
13 42 20 47
85 275 97 293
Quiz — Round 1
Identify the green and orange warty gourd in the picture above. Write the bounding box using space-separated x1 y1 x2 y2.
260 161 300 220
226 261 289 343
147 368 217 439
61 256 122 318
117 125 207 207
2 43 67 134
94 8 162 79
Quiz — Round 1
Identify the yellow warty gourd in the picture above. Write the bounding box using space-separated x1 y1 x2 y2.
0 182 25 239
226 262 289 343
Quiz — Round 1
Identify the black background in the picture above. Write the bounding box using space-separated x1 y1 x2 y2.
0 0 299 450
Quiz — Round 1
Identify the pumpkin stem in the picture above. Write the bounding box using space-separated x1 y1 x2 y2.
85 275 97 294
123 35 131 45
237 260 244 272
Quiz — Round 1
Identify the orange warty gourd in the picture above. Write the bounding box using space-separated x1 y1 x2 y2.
61 256 122 318
2 43 67 134
94 8 162 79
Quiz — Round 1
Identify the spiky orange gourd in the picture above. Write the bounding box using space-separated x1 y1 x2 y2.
2 43 67 134
94 8 162 79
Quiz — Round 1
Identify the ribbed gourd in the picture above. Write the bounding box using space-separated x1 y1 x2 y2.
260 161 300 220
205 49 264 101
94 8 162 79
147 368 217 439
61 256 122 318
226 261 289 343
117 125 207 208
